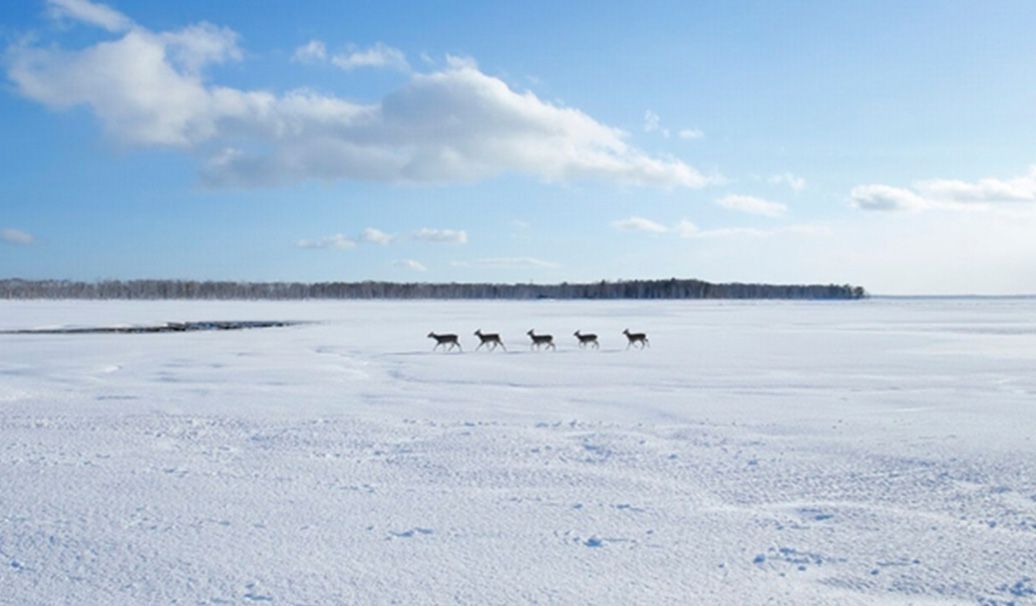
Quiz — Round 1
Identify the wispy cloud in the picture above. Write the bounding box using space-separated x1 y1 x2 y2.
46 0 132 32
412 228 468 244
618 217 829 240
643 110 661 132
678 222 831 239
296 234 356 250
917 166 1036 203
292 39 326 63
360 227 395 245
715 194 787 217
851 166 1036 213
643 110 671 138
452 257 559 269
2 228 34 245
678 128 704 140
768 172 806 191
851 185 930 212
611 216 669 234
674 220 699 238
293 40 407 71
331 42 409 71
393 259 427 272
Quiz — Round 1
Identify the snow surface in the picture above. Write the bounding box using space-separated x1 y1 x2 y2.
1 299 1034 605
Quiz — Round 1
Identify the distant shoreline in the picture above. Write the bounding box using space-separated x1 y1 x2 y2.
871 294 1036 300
0 278 865 301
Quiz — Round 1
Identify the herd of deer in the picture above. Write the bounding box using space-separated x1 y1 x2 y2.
426 328 650 352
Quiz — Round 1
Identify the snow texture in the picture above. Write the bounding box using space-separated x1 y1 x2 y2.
1 299 1034 605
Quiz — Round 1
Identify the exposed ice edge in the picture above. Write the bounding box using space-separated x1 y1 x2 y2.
0 320 305 334
1 298 1034 605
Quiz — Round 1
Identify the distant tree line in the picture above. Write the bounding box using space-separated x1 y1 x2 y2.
0 278 866 300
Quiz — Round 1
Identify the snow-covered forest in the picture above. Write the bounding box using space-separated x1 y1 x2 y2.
0 278 866 300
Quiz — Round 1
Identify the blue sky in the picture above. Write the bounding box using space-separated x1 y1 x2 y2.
2 0 1036 294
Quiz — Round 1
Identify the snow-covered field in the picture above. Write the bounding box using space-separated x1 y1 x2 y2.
1 299 1034 605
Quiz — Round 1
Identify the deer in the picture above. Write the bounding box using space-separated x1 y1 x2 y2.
474 329 506 351
622 328 649 349
573 330 599 349
427 332 462 352
526 329 555 351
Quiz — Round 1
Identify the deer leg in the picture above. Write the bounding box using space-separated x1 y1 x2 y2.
476 341 484 351
499 342 506 351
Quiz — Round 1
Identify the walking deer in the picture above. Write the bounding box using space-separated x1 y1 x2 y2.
526 329 555 351
427 332 462 352
573 330 599 349
622 328 649 349
474 329 506 351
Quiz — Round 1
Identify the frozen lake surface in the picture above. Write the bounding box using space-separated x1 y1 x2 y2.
1 299 1034 604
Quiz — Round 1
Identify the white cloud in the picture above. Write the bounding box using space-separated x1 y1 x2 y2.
643 110 670 138
678 128 704 140
412 228 467 244
7 25 244 147
715 194 787 217
331 42 408 71
2 228 35 245
917 166 1036 203
293 40 406 71
296 234 356 250
46 0 132 32
6 15 716 190
850 184 930 212
611 216 669 234
851 166 1036 213
768 172 806 191
452 257 559 269
393 259 427 272
360 227 394 245
292 39 326 63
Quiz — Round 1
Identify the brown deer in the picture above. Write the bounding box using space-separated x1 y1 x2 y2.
573 330 599 349
427 332 462 352
474 329 506 351
526 329 555 351
622 328 649 349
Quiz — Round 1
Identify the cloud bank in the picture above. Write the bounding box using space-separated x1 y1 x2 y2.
7 0 716 190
